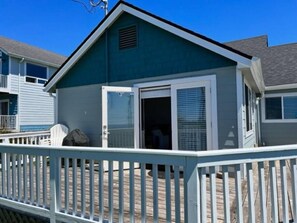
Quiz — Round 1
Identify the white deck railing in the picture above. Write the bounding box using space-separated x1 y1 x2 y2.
0 135 297 222
0 115 18 131
0 130 50 144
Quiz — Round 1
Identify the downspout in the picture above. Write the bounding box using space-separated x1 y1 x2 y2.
18 58 25 131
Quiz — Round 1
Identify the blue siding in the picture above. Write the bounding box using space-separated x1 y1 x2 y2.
20 125 52 132
1 52 9 75
57 13 236 89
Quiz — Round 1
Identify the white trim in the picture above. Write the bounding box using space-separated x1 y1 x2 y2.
243 80 255 137
266 83 297 91
236 68 244 148
261 92 297 123
44 2 254 92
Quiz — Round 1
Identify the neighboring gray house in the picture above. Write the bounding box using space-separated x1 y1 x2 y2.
0 36 66 131
226 36 297 146
44 1 264 151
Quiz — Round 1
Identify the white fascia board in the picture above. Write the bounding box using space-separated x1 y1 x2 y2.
250 57 265 92
123 5 253 67
44 5 124 92
265 83 297 91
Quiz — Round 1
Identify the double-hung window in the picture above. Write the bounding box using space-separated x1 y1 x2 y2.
264 94 297 121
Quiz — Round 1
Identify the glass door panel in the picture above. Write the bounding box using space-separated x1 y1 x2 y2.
102 86 134 148
172 82 211 151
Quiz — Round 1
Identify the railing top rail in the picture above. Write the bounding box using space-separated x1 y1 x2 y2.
197 144 297 167
0 130 50 139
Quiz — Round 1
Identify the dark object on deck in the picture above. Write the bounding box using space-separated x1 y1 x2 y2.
62 129 89 146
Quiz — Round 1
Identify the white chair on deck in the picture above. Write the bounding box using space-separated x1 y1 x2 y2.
40 124 69 146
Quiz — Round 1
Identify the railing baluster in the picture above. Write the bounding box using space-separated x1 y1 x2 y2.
291 159 297 221
174 165 180 223
12 154 16 199
130 161 135 223
153 164 158 222
269 160 279 223
99 160 104 222
17 154 21 201
209 166 217 223
235 164 243 223
222 165 230 223
247 162 255 223
165 165 171 223
280 159 289 222
36 156 41 206
89 159 94 220
56 157 61 211
108 161 113 223
81 159 86 217
65 158 69 213
23 154 28 202
72 158 77 215
29 155 34 204
43 156 47 207
7 153 11 198
119 161 124 223
141 163 146 223
1 153 6 196
200 167 207 223
258 162 267 223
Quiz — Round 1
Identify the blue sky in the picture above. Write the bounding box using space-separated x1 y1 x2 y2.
1 0 297 56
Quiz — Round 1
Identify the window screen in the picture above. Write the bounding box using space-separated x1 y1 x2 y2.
265 97 282 119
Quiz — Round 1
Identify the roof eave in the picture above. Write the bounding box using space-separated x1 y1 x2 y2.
44 1 255 92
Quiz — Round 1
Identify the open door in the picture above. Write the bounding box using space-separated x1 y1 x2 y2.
102 86 134 148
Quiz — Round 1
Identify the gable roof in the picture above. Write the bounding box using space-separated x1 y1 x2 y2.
0 36 66 67
45 1 262 92
226 36 297 88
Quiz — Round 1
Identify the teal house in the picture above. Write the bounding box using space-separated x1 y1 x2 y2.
45 1 264 151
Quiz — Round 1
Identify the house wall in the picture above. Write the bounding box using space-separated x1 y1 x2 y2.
57 13 236 89
19 76 55 129
58 66 239 149
260 89 297 146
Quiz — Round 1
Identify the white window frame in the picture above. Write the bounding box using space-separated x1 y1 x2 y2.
262 92 297 123
244 82 254 137
24 62 49 84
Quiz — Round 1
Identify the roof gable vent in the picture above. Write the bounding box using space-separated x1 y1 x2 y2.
119 25 137 50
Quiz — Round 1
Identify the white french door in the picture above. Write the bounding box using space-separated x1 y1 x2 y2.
102 86 134 148
171 81 211 151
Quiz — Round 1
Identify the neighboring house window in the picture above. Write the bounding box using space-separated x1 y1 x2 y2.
26 63 47 84
245 84 253 132
265 95 297 120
